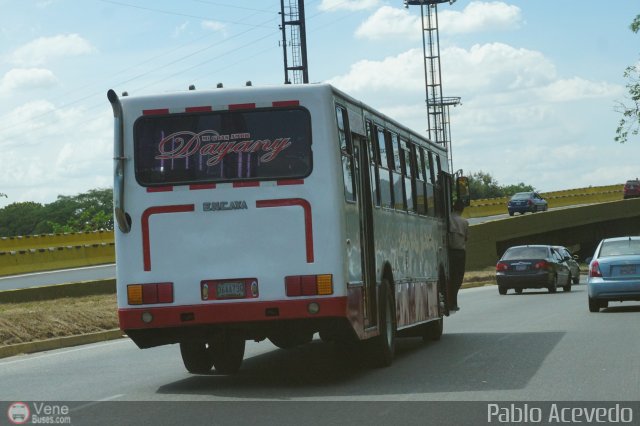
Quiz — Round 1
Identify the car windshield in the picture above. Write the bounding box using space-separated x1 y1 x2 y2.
502 247 548 260
599 239 640 257
511 193 531 200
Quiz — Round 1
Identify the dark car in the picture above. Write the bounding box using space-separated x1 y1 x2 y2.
553 246 581 284
623 179 640 199
496 245 572 295
507 192 548 216
587 236 640 312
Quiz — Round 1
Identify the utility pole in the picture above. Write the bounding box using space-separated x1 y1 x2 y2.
279 0 309 84
405 0 460 173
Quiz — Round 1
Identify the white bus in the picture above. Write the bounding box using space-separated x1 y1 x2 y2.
108 83 464 373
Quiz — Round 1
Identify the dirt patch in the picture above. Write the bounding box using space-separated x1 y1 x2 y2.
0 294 117 346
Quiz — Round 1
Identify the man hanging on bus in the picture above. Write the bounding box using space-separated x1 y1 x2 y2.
448 199 469 311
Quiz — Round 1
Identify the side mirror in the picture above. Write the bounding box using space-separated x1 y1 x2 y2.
456 176 470 207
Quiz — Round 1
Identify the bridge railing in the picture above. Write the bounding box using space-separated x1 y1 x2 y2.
464 184 623 218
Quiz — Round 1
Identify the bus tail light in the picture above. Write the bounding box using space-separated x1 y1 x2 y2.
127 283 174 305
285 274 333 296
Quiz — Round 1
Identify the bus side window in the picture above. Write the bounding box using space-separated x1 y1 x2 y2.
376 126 393 209
336 105 356 203
390 132 405 211
400 138 414 213
366 120 381 208
415 147 428 216
425 150 436 217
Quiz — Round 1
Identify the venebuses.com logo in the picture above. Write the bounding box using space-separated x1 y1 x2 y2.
7 401 71 424
7 402 30 424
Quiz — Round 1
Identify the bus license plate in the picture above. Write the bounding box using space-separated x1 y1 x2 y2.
216 282 245 299
620 265 636 275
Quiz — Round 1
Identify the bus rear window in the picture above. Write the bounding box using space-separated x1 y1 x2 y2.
133 107 312 186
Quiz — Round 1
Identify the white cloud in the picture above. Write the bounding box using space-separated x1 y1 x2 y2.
0 101 112 205
355 2 523 41
442 43 556 92
328 48 424 94
8 34 95 66
318 0 381 12
536 77 624 102
439 1 523 34
201 20 227 35
173 21 190 38
0 68 57 96
355 6 420 40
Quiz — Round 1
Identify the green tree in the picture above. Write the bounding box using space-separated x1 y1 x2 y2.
0 202 46 237
615 14 640 144
467 171 535 200
0 188 113 237
43 188 113 233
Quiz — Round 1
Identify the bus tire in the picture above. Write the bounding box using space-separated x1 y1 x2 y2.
180 341 214 374
368 279 396 368
211 332 245 374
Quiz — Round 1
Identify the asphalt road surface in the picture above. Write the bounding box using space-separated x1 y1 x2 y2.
2 278 639 425
0 264 115 291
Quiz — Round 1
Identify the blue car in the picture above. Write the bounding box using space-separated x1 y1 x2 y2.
587 236 640 312
507 192 548 216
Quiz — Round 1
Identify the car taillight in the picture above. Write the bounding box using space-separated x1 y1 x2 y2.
127 282 174 305
285 274 333 296
496 262 508 272
534 261 549 270
589 261 603 277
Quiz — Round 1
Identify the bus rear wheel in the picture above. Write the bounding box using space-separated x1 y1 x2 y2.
211 332 245 374
180 341 214 374
367 279 396 368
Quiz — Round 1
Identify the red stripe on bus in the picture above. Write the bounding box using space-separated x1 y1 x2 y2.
143 108 170 115
141 205 195 271
228 103 256 110
146 186 173 193
233 181 260 188
185 106 212 112
272 100 300 107
189 183 216 190
256 198 314 263
118 297 348 329
277 179 304 186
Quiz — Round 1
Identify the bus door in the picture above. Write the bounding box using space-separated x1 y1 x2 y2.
351 131 377 328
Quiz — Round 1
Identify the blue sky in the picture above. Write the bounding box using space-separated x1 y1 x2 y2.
0 0 638 207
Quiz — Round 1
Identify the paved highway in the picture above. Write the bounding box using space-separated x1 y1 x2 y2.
2 279 639 424
0 264 115 291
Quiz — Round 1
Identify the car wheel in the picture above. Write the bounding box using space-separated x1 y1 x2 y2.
588 297 600 313
563 274 572 292
515 288 523 294
508 211 514 216
572 274 580 284
548 275 558 293
498 286 508 295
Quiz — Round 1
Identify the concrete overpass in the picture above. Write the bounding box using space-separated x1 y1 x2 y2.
467 198 640 269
